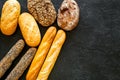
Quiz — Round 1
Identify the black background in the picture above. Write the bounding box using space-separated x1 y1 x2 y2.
0 0 120 80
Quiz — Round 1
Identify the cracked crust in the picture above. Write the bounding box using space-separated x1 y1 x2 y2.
57 0 80 31
27 0 56 27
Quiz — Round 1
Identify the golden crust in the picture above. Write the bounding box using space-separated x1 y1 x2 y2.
1 0 20 35
19 12 41 47
37 30 66 80
26 27 57 80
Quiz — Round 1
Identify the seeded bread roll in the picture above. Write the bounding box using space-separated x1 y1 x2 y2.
27 0 56 27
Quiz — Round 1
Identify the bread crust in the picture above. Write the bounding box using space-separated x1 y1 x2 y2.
57 0 80 31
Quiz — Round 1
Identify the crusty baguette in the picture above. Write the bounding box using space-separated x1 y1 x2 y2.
36 30 66 80
26 27 57 80
0 39 25 78
5 48 36 80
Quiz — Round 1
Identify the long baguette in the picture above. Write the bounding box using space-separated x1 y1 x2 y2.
37 30 66 80
5 48 37 80
26 26 57 80
0 39 25 78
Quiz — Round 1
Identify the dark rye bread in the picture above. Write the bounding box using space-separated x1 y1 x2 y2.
27 0 56 27
57 0 80 31
0 39 25 78
5 48 36 80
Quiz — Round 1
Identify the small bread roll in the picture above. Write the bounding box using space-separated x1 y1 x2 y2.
27 0 56 27
57 0 80 31
1 0 20 35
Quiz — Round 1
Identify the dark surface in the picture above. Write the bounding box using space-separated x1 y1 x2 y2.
0 0 120 80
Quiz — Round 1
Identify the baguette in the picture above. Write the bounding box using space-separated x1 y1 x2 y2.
37 30 66 80
5 48 36 80
0 39 25 78
26 27 57 80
